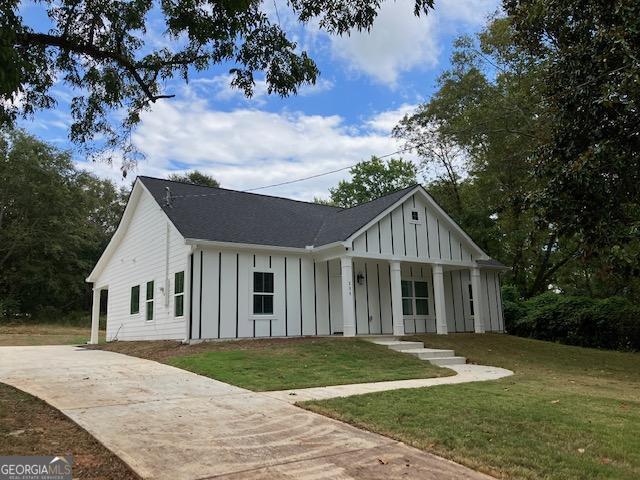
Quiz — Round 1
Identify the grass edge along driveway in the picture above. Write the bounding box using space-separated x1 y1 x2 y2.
302 334 640 480
92 337 453 391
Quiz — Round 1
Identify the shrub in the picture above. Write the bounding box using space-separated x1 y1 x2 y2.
502 288 640 351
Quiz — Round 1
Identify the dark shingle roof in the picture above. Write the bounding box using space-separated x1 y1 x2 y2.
139 177 416 249
476 258 508 269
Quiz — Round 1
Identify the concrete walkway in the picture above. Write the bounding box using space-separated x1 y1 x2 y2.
265 363 513 403
0 345 496 480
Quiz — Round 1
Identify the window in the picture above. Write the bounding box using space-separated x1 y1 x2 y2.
402 280 429 316
146 280 154 321
468 283 474 316
409 209 421 224
174 271 185 317
401 281 413 315
253 272 274 315
130 285 140 314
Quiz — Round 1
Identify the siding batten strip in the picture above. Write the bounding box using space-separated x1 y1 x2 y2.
437 218 442 258
199 251 203 339
401 203 407 256
235 253 239 338
365 231 369 252
327 262 332 334
448 231 453 260
299 258 303 336
425 207 430 258
284 257 288 336
188 253 194 340
377 264 383 334
217 252 221 338
415 224 419 257
313 262 318 335
390 214 395 254
377 221 382 254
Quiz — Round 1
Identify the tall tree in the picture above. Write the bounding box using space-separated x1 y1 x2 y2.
504 0 640 249
395 17 579 298
0 129 126 318
1 1 434 168
167 170 220 188
321 156 417 208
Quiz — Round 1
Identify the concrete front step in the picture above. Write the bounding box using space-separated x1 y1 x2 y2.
385 341 424 351
399 348 456 359
429 356 467 366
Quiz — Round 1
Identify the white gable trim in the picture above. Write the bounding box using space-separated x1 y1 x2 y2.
344 185 488 259
86 180 184 283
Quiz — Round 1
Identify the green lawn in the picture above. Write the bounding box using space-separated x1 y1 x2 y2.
0 323 105 346
169 338 453 390
303 334 640 480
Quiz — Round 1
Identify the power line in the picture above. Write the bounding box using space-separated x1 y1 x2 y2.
168 143 421 199
245 143 421 192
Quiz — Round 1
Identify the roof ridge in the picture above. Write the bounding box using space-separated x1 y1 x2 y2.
137 175 341 210
333 184 420 213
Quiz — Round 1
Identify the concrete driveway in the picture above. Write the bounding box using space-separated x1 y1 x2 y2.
0 345 493 480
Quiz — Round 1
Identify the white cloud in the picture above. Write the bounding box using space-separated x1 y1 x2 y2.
366 103 418 134
190 74 334 106
79 95 418 200
322 0 500 87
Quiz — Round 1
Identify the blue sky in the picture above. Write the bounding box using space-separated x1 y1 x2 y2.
19 0 499 200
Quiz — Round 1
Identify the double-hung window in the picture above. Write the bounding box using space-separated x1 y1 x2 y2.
146 280 154 321
174 271 185 317
130 285 140 314
402 280 429 316
252 272 274 315
468 283 475 316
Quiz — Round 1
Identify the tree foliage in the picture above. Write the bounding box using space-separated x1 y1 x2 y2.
504 0 640 248
1 0 433 169
167 170 220 188
322 156 417 208
0 129 126 318
395 13 640 300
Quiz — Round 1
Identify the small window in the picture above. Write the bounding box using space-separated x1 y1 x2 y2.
411 210 419 221
146 280 154 321
401 280 413 315
174 271 185 317
253 272 274 315
130 285 140 314
468 283 474 316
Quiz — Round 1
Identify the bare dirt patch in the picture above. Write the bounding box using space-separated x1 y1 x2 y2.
0 382 139 479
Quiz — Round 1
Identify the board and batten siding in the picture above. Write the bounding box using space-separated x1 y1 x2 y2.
97 189 190 341
190 250 504 339
190 249 346 339
351 193 475 262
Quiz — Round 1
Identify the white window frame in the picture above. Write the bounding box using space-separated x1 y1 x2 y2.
408 208 422 224
145 280 154 322
174 271 185 318
401 277 433 319
250 268 276 320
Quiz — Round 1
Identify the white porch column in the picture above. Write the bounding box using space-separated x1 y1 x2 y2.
471 267 486 333
89 287 101 344
341 256 356 337
432 264 448 335
389 260 405 337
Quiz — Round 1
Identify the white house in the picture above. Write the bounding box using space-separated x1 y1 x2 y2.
87 177 507 343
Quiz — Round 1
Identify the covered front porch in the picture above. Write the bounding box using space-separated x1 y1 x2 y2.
337 255 501 337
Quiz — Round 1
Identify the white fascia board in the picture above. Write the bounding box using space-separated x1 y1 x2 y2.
185 238 310 254
86 180 143 283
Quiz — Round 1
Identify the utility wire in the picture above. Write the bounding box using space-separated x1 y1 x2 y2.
168 143 423 199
